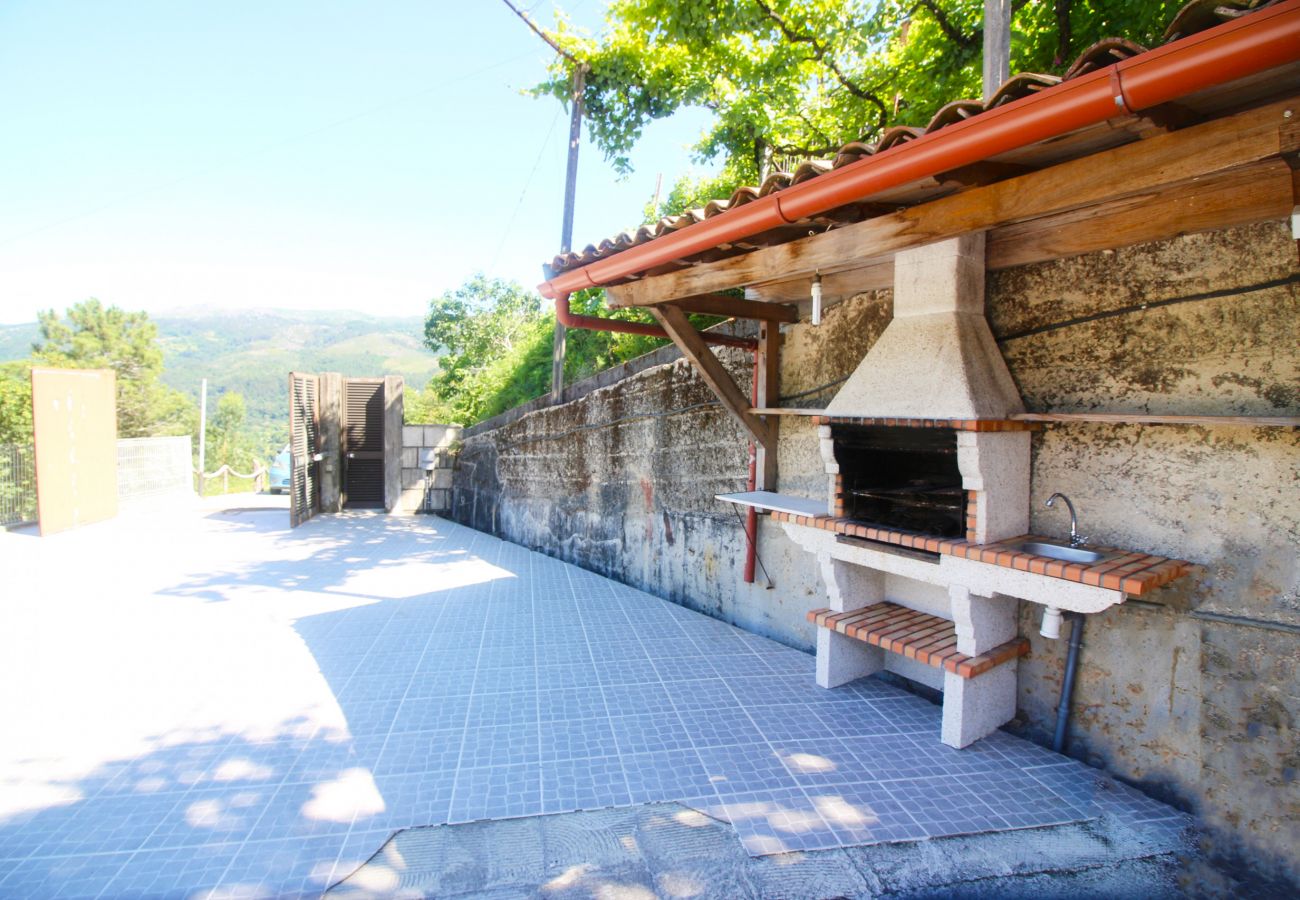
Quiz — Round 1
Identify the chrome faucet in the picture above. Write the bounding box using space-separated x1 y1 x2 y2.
1045 493 1087 547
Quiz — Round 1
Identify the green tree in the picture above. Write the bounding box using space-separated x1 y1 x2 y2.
205 391 256 472
0 361 33 445
32 299 195 438
417 276 725 425
537 0 1182 188
420 275 550 423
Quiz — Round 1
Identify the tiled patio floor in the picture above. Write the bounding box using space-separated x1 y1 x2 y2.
0 500 1188 898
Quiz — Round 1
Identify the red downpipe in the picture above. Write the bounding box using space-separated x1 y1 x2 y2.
743 350 759 583
554 292 757 349
539 2 1300 300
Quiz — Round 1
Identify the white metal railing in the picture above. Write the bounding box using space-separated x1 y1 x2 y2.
0 444 37 527
117 435 193 503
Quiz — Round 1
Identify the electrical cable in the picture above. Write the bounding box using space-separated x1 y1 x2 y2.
997 273 1300 343
488 105 565 271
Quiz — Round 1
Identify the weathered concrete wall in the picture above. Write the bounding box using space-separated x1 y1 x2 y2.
453 220 1298 887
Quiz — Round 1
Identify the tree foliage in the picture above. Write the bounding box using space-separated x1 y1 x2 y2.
205 391 257 472
0 361 34 446
416 276 721 426
538 0 1182 188
32 300 196 439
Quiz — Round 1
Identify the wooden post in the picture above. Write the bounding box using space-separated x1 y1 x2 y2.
552 64 586 403
197 378 206 497
755 321 781 490
983 0 1011 102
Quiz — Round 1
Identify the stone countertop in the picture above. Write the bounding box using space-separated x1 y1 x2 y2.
769 510 1190 597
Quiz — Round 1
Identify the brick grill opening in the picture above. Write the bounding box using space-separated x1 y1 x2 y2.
833 425 967 538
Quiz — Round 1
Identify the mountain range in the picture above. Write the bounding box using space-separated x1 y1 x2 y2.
0 308 440 445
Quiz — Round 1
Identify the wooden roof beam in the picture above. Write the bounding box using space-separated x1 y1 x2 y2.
605 95 1299 309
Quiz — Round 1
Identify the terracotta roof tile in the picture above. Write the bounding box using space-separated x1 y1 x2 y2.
544 0 1284 280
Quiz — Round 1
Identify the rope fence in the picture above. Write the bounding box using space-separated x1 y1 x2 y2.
194 463 269 495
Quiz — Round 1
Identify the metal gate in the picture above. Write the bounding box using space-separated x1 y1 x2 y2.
289 372 320 527
343 378 385 508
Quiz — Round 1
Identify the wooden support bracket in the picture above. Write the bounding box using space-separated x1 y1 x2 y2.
647 305 775 449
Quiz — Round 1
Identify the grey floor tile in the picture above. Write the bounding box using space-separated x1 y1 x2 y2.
108 842 243 897
745 702 840 743
145 783 281 848
448 764 543 823
594 655 661 685
720 788 843 856
602 681 678 717
622 749 717 804
608 710 694 755
539 755 632 813
881 774 1010 837
392 694 471 734
360 770 455 831
536 684 607 722
540 717 618 762
675 706 766 748
695 743 804 798
0 851 133 900
459 722 541 769
770 736 867 788
465 689 539 729
663 677 740 712
374 728 463 776
535 662 602 688
215 833 346 899
803 780 929 845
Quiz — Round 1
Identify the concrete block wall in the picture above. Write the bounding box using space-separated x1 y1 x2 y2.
397 424 462 514
452 220 1299 888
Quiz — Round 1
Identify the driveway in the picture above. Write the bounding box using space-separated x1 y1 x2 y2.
0 499 1186 898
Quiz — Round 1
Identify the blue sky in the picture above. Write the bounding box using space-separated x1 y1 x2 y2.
0 1 717 324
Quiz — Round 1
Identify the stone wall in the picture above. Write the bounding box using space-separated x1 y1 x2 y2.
452 220 1299 887
396 424 461 514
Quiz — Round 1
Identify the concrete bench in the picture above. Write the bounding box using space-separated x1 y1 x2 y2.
806 597 1028 748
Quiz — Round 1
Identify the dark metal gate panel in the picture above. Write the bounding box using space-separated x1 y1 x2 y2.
343 378 385 508
289 372 320 527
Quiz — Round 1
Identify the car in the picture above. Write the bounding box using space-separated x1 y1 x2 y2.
267 446 291 494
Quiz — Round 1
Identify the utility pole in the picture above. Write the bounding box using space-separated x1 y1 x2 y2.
197 378 207 497
982 0 1012 102
500 0 584 403
553 62 586 402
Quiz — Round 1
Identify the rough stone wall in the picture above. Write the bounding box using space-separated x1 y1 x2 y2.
454 351 817 638
452 220 1298 885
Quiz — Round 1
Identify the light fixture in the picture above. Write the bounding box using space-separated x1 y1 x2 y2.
811 273 823 325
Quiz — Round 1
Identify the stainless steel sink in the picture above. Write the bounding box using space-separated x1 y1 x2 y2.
1007 539 1110 564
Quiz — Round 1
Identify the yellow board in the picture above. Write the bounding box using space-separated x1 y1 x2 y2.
31 368 119 536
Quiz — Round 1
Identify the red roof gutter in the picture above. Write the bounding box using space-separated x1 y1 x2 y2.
540 0 1300 301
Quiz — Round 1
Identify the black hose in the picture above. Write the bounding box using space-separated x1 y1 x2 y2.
1053 612 1085 754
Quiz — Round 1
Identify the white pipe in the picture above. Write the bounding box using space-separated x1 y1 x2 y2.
1041 606 1063 639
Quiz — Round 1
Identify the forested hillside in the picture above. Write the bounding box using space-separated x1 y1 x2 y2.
0 308 440 453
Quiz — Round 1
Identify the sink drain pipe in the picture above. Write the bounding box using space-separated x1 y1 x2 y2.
1053 612 1085 753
